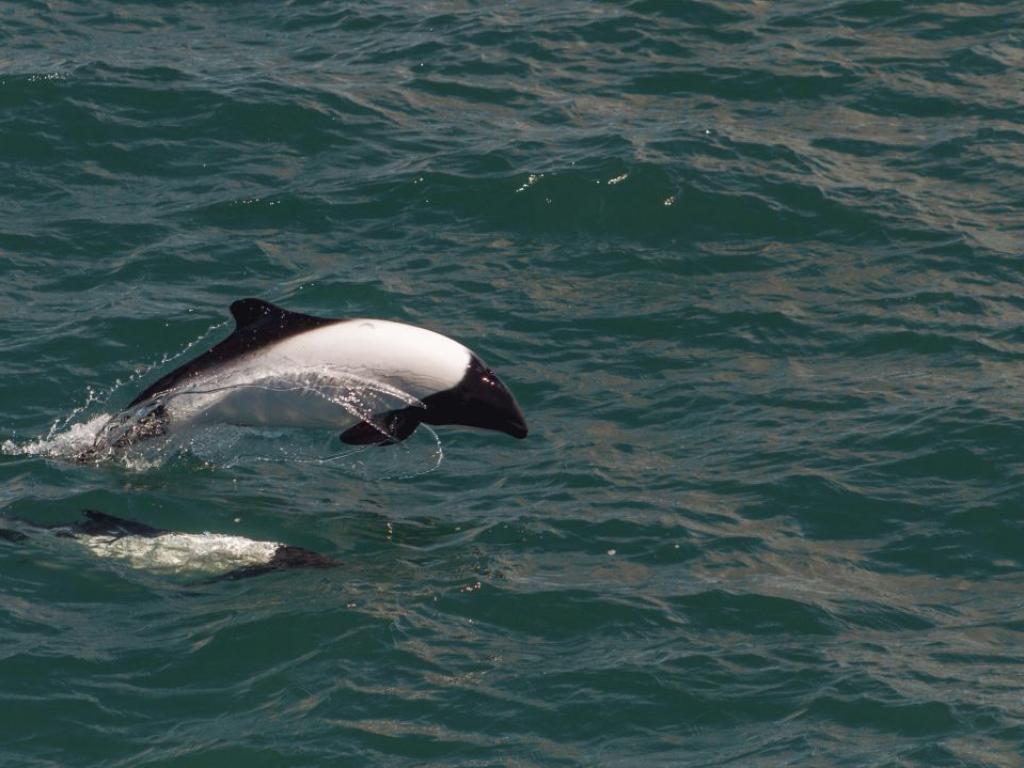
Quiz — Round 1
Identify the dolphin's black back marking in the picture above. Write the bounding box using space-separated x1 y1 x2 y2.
128 299 340 407
1 511 165 541
208 545 341 582
62 510 166 539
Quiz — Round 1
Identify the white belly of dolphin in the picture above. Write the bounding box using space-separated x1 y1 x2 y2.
75 532 280 575
179 376 371 430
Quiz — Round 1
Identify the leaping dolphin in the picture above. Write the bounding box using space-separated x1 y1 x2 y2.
96 299 528 450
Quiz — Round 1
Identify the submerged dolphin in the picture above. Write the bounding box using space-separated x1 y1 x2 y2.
98 298 528 450
0 510 339 581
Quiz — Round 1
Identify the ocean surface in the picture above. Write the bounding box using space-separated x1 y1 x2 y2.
2 2 1023 765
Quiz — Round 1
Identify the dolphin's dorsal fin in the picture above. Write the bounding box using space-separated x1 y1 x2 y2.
127 300 341 407
231 298 287 329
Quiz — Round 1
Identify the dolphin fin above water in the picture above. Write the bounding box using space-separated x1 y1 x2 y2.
126 299 337 409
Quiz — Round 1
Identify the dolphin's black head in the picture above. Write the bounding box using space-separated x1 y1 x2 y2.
421 356 528 439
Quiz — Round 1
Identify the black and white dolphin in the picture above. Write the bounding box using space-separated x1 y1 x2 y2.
0 510 339 581
98 299 528 450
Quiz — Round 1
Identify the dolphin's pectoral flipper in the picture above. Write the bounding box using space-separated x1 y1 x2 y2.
339 408 422 445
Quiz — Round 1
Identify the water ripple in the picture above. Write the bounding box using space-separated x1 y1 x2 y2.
2 0 1024 765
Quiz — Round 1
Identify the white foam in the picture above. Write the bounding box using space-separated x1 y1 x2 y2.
2 414 112 459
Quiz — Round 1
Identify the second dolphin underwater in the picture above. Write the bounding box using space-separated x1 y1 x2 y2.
0 510 340 581
97 298 528 451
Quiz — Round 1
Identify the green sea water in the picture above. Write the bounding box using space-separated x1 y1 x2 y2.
2 2 1023 765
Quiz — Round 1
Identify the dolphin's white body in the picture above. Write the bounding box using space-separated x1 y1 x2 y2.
75 531 282 575
161 319 471 431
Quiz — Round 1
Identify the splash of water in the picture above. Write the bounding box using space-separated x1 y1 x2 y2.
41 320 230 443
